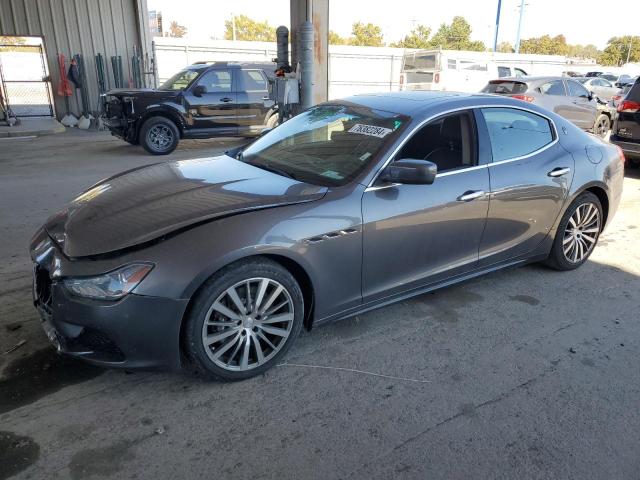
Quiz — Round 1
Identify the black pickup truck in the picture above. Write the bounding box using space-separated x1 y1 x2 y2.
103 62 278 155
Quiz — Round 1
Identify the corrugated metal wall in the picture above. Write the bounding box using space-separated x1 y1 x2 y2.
0 0 149 119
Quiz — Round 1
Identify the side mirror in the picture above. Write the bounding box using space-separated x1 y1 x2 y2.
379 159 437 185
193 85 207 97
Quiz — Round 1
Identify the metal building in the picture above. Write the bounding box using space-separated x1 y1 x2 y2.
0 0 152 119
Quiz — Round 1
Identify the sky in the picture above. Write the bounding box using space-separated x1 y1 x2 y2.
147 0 639 50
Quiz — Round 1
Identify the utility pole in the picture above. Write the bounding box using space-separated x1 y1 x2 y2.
493 0 502 52
514 0 526 54
626 38 632 65
232 14 236 41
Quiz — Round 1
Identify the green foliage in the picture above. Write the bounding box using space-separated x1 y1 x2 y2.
391 25 432 49
393 17 485 51
349 22 384 47
497 42 514 53
329 30 349 45
429 16 486 51
167 21 187 38
223 15 276 42
566 44 600 60
598 36 640 66
519 34 569 55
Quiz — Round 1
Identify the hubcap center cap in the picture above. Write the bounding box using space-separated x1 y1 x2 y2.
243 316 255 328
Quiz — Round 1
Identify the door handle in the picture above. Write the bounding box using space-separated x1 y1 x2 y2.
261 95 270 100
220 97 233 103
548 167 571 177
457 190 485 202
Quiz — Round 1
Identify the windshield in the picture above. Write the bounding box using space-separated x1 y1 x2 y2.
239 104 409 186
158 69 200 91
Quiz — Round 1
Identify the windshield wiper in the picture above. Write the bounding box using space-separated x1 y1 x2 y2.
246 161 297 180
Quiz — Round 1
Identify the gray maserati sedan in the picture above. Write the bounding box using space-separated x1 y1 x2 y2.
30 91 624 380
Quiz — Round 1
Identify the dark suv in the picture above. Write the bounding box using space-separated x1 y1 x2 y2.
611 77 640 167
103 62 278 155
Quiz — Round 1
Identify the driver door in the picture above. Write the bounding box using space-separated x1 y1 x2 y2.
184 68 237 134
361 111 491 302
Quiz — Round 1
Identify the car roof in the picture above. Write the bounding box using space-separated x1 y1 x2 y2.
187 61 275 71
339 91 477 115
493 76 568 83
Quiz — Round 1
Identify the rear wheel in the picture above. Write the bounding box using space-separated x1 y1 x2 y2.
546 192 602 271
184 258 304 381
140 116 179 155
593 113 610 138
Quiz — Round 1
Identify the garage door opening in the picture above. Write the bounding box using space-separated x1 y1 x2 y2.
0 36 54 118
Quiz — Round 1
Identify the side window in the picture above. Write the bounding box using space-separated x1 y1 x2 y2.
195 69 233 93
447 59 457 70
600 79 613 88
498 66 511 78
481 108 554 161
567 80 590 98
396 112 476 173
238 69 267 91
514 68 527 77
539 81 565 96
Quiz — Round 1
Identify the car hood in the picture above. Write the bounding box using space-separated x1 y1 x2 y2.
44 156 328 257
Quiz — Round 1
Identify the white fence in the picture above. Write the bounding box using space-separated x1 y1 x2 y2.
152 38 404 99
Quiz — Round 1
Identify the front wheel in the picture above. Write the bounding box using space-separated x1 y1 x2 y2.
184 258 304 381
546 192 603 271
140 116 179 155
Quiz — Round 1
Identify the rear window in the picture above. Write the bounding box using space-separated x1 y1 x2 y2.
403 53 437 71
625 79 640 101
481 108 554 161
482 81 528 95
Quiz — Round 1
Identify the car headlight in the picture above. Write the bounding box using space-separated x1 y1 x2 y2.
63 263 153 300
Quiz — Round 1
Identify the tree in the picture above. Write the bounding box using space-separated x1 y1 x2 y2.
519 34 568 55
598 36 640 66
224 15 276 42
167 21 187 38
497 42 514 53
329 30 349 45
566 44 600 60
428 16 485 51
350 22 384 47
391 25 432 49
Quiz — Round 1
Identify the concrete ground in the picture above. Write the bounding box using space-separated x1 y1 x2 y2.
0 118 65 138
1 130 639 480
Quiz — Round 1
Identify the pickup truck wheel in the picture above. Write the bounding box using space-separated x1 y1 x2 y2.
140 117 179 155
593 113 610 138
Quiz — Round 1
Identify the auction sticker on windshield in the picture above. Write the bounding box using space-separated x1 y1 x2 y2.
348 124 393 138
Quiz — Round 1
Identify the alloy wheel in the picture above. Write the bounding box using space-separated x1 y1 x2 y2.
595 117 609 137
148 125 173 151
201 277 295 371
562 202 600 263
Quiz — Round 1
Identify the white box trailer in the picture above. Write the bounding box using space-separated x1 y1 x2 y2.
399 49 570 93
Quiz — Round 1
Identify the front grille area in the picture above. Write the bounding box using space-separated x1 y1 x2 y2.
34 265 53 313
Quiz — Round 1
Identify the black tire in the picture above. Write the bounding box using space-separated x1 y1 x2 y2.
140 116 179 155
545 192 603 271
593 113 610 138
266 113 279 129
184 257 304 381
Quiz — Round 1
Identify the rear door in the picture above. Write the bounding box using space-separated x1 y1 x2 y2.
537 80 571 119
478 107 574 265
235 69 272 135
565 80 597 130
184 68 237 134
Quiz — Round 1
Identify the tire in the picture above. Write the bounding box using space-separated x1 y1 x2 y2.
140 116 179 155
545 192 603 271
265 113 279 129
184 258 304 381
593 113 610 138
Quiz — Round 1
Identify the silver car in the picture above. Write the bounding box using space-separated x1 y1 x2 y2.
575 77 621 102
482 76 613 137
